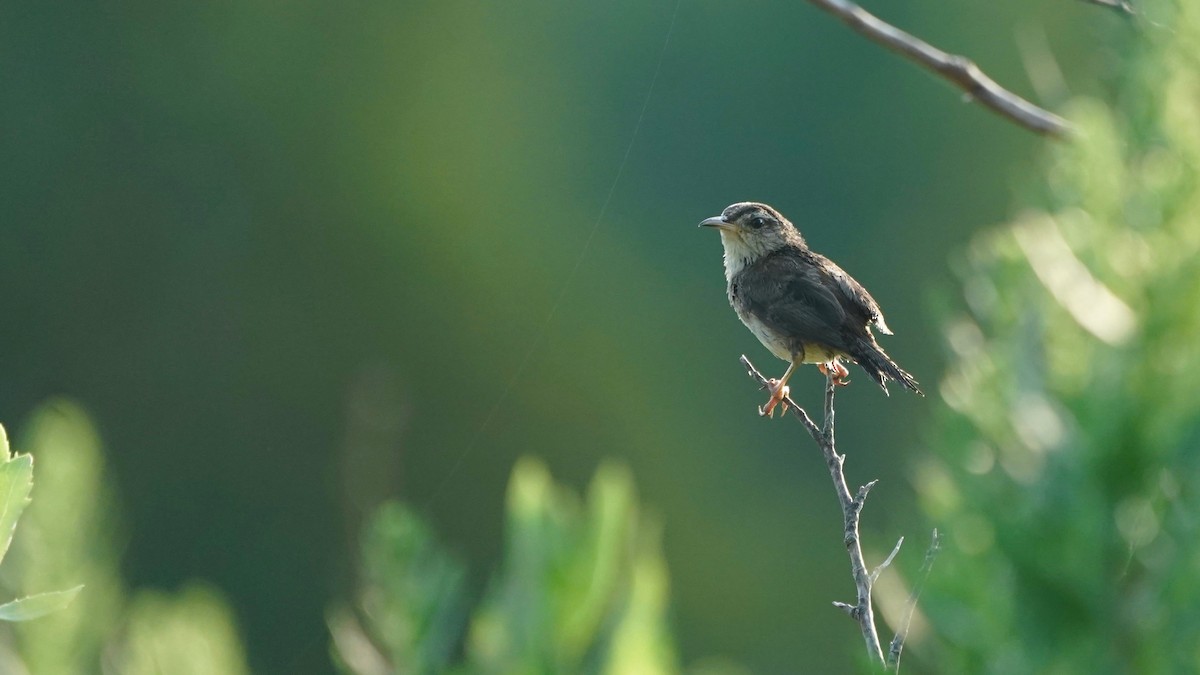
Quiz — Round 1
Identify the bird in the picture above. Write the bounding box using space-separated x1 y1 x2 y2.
699 201 921 417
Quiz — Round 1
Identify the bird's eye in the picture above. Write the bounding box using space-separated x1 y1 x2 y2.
750 216 767 229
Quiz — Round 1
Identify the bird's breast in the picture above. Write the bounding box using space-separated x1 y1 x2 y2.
729 285 846 364
731 300 794 362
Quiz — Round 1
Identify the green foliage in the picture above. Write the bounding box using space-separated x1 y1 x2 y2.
0 586 83 623
333 502 468 674
916 2 1200 672
334 457 687 675
1 401 252 674
4 401 121 671
119 585 251 675
0 421 82 625
0 427 34 564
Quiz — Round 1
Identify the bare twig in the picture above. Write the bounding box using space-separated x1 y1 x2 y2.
887 528 943 669
739 355 890 664
803 0 1072 137
871 536 905 585
741 355 822 442
1079 0 1135 17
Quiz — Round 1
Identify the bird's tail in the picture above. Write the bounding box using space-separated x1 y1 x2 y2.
853 341 922 396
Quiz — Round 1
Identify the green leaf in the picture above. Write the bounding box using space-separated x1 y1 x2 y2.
120 585 250 675
0 452 34 565
0 585 84 622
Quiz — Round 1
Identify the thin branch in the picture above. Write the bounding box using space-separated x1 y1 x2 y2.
1079 0 1136 17
840 475 885 663
803 0 1072 138
887 528 943 670
739 355 887 664
740 355 822 442
871 536 905 585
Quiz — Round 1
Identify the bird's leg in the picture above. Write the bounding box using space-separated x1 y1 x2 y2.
818 359 851 386
760 360 799 418
759 379 789 418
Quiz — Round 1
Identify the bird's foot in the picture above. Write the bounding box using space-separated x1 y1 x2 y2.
819 361 851 386
758 378 790 418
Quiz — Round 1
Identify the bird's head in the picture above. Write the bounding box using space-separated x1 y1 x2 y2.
699 202 806 263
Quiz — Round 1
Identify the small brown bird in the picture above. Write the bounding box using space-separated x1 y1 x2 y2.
700 202 920 416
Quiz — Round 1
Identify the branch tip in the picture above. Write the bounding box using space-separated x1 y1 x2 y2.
1080 0 1136 16
887 528 945 669
805 0 1072 137
870 536 905 584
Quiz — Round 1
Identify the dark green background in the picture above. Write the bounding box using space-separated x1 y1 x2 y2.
1 1 1115 672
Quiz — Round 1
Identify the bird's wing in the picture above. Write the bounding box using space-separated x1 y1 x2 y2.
812 253 893 335
737 249 848 348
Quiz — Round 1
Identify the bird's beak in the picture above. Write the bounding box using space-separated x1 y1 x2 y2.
698 216 734 231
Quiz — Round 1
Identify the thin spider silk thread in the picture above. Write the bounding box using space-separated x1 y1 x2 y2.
424 0 684 506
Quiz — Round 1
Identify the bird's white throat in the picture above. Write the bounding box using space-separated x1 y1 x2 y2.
719 230 775 282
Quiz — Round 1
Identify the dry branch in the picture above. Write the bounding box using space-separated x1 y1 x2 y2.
740 355 890 664
804 0 1072 137
887 528 943 669
1080 0 1135 16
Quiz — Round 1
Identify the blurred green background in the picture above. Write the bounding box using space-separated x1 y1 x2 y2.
0 1 1175 673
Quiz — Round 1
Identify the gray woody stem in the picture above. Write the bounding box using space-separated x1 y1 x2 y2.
1080 0 1135 16
739 355 890 664
887 528 942 669
803 0 1071 138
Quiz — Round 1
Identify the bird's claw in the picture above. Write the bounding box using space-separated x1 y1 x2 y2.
759 379 790 418
818 361 851 387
